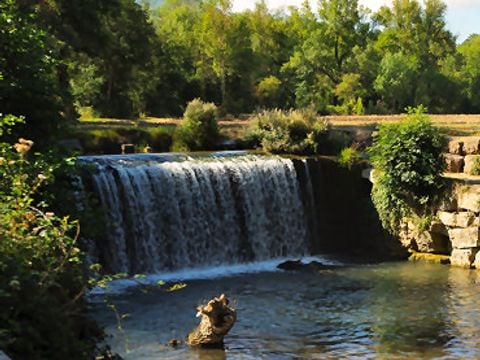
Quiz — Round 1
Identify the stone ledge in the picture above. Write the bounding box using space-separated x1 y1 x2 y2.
449 227 480 249
438 211 476 228
450 248 478 268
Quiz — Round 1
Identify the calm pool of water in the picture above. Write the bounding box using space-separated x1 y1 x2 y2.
92 261 480 359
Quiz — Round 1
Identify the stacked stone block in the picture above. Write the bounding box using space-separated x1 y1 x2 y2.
445 137 480 175
398 183 480 268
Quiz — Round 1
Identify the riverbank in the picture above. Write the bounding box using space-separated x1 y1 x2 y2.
69 114 480 155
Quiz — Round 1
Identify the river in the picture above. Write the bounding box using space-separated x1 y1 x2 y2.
92 260 480 359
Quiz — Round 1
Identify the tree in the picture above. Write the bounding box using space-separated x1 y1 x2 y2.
286 0 371 111
0 0 63 144
256 75 282 108
149 0 202 116
374 53 416 113
334 73 365 113
458 34 480 112
374 0 456 112
195 0 234 108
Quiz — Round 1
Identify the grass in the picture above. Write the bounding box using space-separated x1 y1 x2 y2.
327 114 480 136
73 114 480 154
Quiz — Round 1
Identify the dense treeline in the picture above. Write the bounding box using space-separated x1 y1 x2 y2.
1 0 480 142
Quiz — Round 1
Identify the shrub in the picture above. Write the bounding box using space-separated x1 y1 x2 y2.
77 127 174 154
174 99 219 151
0 115 102 359
148 128 173 152
368 106 446 233
244 109 329 155
338 146 363 169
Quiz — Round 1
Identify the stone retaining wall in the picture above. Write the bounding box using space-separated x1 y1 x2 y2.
445 137 480 175
398 137 480 268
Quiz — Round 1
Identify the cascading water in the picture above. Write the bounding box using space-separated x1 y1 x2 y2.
81 154 309 274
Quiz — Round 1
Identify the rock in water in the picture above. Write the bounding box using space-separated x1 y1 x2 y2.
277 259 336 272
187 294 236 347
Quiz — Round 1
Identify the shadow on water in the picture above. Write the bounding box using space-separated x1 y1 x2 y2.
93 262 480 359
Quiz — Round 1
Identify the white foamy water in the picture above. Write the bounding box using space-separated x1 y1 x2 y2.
88 255 340 296
82 154 311 275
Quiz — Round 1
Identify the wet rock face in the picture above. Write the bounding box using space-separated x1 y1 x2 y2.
187 294 236 347
398 220 451 255
450 249 478 268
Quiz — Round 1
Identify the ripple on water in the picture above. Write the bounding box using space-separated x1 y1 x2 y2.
93 261 480 359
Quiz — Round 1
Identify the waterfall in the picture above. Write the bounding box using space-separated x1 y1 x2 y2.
81 154 309 274
302 159 319 246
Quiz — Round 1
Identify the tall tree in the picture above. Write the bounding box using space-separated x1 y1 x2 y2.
195 0 234 108
458 35 480 112
0 0 63 144
374 52 416 112
149 0 202 115
374 0 456 112
286 0 371 111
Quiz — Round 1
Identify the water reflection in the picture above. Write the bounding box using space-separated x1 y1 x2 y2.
93 262 480 359
362 263 452 358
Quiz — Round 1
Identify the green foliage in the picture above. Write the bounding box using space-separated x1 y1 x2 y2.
470 157 480 176
77 127 173 154
0 0 64 144
256 75 282 108
245 108 329 154
368 106 447 233
0 115 101 359
334 73 365 107
3 0 478 121
174 99 219 151
374 52 416 113
338 146 363 169
458 35 480 112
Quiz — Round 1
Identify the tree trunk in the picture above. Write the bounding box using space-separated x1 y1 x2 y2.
187 294 236 347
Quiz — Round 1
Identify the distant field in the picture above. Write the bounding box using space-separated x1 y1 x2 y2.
77 114 480 137
327 114 480 136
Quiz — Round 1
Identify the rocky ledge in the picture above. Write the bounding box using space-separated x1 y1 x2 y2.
399 176 480 268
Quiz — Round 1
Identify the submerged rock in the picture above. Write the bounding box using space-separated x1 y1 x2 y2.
277 259 337 272
408 251 450 264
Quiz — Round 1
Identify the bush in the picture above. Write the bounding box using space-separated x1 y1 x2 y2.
368 106 446 233
338 146 363 169
173 99 219 151
77 127 174 154
244 109 329 155
0 115 102 359
148 128 173 152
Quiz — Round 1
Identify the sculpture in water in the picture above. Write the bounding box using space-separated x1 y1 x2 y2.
187 294 236 347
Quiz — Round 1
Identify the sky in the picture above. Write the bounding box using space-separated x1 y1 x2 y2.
231 0 480 43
